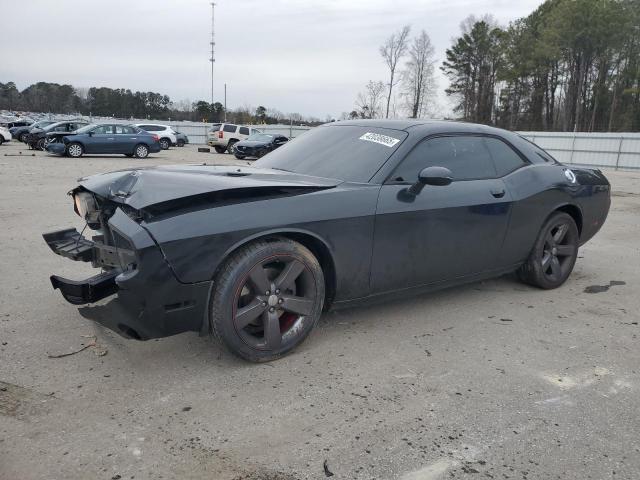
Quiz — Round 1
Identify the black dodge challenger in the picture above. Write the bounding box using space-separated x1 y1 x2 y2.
44 120 610 362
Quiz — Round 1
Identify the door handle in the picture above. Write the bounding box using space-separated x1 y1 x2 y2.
490 188 506 198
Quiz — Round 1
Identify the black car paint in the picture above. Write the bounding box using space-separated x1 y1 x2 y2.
234 135 288 158
44 120 610 341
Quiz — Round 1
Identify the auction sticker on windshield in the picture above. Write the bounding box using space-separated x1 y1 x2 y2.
359 132 400 148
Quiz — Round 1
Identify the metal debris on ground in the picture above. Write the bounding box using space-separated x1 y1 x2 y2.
46 335 107 358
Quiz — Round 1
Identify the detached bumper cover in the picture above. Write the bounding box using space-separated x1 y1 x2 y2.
45 143 66 155
50 270 120 305
44 209 211 340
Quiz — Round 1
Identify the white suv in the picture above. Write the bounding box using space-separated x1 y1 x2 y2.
135 124 177 150
207 123 261 154
0 126 12 145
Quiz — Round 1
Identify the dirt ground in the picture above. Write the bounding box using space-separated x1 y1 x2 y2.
1 140 639 480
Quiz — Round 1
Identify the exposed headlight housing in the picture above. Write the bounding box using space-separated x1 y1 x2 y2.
73 191 97 220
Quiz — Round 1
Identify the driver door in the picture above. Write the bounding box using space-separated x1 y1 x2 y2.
370 134 513 294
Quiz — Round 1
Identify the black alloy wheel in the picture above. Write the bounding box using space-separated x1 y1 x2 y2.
210 238 324 362
518 212 579 289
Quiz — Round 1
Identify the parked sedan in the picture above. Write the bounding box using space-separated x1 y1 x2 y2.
28 120 88 150
13 120 55 143
44 120 610 362
233 133 289 159
174 131 189 147
45 124 161 158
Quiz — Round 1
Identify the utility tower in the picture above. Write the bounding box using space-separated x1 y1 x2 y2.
210 2 216 107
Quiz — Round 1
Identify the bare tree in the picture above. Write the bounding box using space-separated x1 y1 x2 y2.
355 80 386 118
402 30 437 118
380 25 411 118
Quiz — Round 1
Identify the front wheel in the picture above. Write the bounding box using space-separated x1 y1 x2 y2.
36 138 46 150
227 140 238 155
134 144 149 158
159 138 170 150
66 142 84 158
177 139 185 147
18 133 28 142
517 212 579 289
210 238 325 362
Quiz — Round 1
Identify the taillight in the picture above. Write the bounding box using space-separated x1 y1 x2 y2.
152 134 159 141
218 131 223 139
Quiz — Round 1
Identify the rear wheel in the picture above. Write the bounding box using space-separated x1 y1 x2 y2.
18 133 27 142
517 212 579 289
210 238 325 362
214 145 226 154
159 138 170 150
66 142 83 158
36 138 46 150
134 144 149 158
177 139 185 147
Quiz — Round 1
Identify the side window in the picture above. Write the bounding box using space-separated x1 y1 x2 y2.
93 125 112 134
484 137 526 176
239 126 250 135
223 124 237 133
392 136 497 183
115 125 134 134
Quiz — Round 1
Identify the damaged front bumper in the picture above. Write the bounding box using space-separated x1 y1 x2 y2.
44 208 211 340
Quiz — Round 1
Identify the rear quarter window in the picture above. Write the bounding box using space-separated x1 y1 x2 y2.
239 126 250 135
484 137 527 176
223 124 237 133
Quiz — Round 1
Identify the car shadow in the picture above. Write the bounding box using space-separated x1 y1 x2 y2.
74 272 531 370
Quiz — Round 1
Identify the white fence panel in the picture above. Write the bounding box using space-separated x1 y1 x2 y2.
518 132 640 170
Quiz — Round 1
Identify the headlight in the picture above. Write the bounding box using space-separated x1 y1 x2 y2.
73 191 97 219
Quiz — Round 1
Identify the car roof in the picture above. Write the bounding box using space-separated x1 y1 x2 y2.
328 119 511 136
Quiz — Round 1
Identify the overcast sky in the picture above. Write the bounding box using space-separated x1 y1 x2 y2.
4 0 544 118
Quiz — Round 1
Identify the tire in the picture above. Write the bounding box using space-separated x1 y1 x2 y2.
18 133 27 143
159 138 170 150
227 140 238 155
134 144 149 158
36 138 46 151
210 238 325 362
517 211 579 289
177 139 185 147
66 142 84 158
235 154 246 160
0 137 3 146
214 146 226 154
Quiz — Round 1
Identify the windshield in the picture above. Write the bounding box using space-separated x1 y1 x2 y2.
255 125 408 182
247 133 274 142
76 124 98 134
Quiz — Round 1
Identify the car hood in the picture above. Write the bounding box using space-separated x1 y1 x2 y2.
77 164 341 213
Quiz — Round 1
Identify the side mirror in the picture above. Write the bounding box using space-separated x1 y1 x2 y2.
407 166 453 196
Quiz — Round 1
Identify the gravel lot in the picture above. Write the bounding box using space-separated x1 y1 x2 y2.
1 140 639 480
